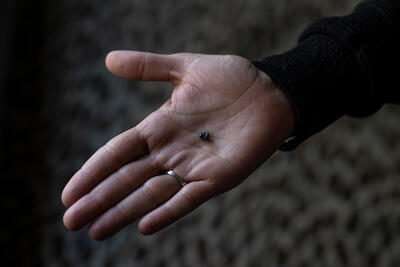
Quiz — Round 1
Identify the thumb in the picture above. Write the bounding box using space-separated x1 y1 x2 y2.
105 50 187 83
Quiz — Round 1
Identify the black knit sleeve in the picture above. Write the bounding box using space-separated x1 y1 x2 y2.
253 0 400 151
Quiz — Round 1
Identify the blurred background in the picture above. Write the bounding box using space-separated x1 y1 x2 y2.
2 0 400 266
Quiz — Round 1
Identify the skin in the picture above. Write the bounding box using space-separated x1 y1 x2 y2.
61 51 295 240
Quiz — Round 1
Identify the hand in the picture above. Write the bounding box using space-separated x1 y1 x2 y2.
62 51 295 240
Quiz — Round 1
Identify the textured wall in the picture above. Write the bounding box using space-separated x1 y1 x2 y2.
4 0 400 266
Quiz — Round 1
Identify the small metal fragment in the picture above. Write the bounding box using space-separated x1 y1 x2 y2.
200 132 210 141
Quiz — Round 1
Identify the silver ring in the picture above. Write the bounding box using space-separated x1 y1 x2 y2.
166 170 187 187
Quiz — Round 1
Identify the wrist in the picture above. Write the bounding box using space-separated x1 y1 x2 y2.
257 70 296 147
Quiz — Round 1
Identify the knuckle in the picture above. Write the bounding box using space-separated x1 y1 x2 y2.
137 54 147 79
180 189 198 208
103 141 123 166
114 167 134 192
140 180 161 205
86 192 106 214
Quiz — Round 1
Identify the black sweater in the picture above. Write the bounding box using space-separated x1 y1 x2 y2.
253 0 400 150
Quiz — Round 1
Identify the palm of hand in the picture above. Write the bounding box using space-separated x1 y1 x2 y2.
62 51 294 240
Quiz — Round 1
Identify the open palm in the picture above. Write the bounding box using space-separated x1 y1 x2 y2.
62 51 294 240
